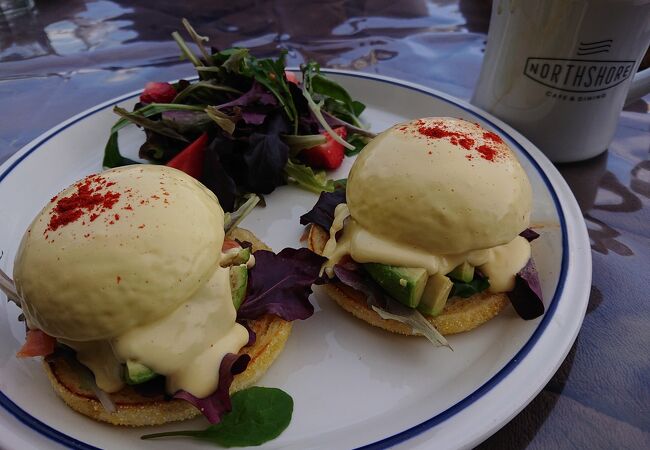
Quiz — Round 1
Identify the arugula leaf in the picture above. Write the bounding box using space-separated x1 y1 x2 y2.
301 63 355 150
142 387 293 447
284 159 335 194
303 62 366 128
103 132 138 168
103 103 204 168
311 73 355 112
172 80 242 104
224 194 261 233
215 48 299 133
205 106 237 135
181 18 212 64
171 31 203 67
345 133 370 156
282 134 327 155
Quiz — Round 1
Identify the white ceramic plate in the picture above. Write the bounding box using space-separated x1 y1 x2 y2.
0 71 591 450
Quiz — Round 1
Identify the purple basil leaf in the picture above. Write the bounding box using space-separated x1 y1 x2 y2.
237 248 326 321
519 228 540 242
173 353 250 424
299 189 346 230
507 258 545 320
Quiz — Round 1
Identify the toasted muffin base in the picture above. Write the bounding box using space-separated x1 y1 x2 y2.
42 227 292 426
308 224 508 336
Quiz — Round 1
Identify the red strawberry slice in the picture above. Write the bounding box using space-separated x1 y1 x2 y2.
140 81 177 104
301 127 347 170
166 132 209 180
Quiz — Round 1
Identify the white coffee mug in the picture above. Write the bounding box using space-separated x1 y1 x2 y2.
471 0 650 162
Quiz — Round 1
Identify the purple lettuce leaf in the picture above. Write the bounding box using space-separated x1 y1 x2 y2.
237 248 326 321
173 353 250 424
333 261 389 310
299 188 346 230
202 136 239 212
519 228 540 242
507 258 545 320
241 110 267 125
241 112 290 194
218 81 277 109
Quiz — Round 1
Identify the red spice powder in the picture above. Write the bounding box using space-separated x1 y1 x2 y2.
46 175 121 233
417 124 463 140
458 138 474 150
476 145 498 161
483 131 503 144
413 121 503 162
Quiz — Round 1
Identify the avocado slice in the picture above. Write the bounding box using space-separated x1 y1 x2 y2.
417 274 453 317
230 264 248 310
232 247 251 265
448 262 474 283
125 360 157 385
363 263 427 308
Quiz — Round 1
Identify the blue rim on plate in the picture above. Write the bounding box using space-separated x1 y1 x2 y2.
0 72 568 450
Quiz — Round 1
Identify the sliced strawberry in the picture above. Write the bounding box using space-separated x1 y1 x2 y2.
285 71 299 84
300 127 347 170
222 239 242 252
166 132 209 180
140 81 177 104
17 330 56 358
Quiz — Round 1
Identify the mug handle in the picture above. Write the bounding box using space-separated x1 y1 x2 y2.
625 68 650 105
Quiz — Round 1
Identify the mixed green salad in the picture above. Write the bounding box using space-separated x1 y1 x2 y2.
103 19 374 212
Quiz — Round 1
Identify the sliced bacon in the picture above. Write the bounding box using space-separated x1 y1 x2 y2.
16 330 56 358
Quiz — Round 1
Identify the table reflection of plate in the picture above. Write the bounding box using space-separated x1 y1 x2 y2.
0 71 591 450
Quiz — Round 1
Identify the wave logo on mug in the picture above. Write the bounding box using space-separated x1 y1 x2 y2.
523 41 635 94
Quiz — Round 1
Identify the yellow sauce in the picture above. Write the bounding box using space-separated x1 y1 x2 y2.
62 266 247 396
15 166 250 397
323 117 534 295
323 208 531 293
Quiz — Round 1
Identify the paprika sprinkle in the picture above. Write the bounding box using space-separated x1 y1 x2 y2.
46 175 121 233
410 118 505 162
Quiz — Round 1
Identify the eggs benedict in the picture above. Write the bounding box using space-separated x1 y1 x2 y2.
11 165 322 425
303 117 544 337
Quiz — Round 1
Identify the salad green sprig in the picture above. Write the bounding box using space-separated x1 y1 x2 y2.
102 19 376 211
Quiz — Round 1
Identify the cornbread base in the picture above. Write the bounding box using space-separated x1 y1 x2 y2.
41 227 292 426
308 224 508 336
